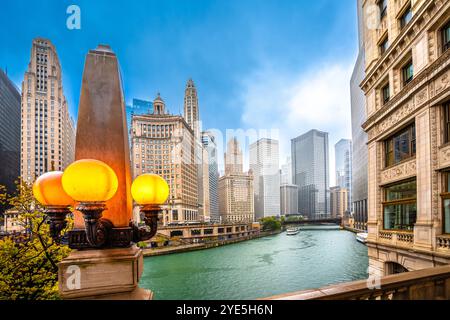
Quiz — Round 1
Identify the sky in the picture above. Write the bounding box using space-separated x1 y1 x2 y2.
0 0 359 186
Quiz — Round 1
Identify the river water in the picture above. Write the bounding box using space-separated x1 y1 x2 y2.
140 229 369 300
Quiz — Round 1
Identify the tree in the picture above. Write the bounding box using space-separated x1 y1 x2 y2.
0 180 72 300
260 217 282 231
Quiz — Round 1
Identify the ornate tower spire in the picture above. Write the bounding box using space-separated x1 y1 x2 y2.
184 78 200 139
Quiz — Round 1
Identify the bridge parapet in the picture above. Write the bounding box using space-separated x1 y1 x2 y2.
263 265 450 300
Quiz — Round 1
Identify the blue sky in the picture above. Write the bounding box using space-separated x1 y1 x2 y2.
1 0 359 184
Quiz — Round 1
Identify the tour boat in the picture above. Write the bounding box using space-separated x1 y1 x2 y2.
286 227 300 236
356 232 368 244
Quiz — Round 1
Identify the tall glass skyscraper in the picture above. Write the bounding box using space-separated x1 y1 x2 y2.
0 69 21 214
291 130 330 219
249 138 280 219
126 98 153 130
335 139 352 210
350 0 367 231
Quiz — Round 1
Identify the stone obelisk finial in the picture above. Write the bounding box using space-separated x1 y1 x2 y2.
73 44 132 227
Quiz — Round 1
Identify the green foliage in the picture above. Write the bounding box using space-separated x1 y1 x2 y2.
136 241 148 249
260 217 282 231
0 180 72 300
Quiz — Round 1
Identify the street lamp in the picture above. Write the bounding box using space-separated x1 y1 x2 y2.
61 159 118 248
32 171 74 242
131 173 169 242
33 160 170 249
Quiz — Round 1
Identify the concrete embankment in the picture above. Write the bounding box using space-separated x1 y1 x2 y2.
143 230 282 257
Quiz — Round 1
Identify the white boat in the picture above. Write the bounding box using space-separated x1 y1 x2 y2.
286 227 300 235
356 232 368 244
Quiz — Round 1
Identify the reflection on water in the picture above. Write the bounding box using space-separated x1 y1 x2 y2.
140 230 369 300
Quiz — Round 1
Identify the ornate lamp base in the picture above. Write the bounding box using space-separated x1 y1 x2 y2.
68 227 134 249
58 245 152 300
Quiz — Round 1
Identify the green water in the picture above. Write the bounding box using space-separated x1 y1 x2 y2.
140 229 369 300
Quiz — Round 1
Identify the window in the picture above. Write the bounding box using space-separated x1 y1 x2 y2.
379 0 388 19
400 5 412 30
380 36 389 55
441 173 450 234
402 59 413 85
383 179 417 231
442 21 450 52
382 83 390 104
444 103 450 144
384 123 416 167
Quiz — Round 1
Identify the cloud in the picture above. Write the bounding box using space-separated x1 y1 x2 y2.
238 60 354 186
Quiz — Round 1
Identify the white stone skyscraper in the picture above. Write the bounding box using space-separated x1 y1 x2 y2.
20 38 75 182
250 138 280 219
184 78 200 140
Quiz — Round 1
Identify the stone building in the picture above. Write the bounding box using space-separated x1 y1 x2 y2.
20 38 75 182
330 186 349 219
218 138 255 223
361 0 450 275
131 94 199 225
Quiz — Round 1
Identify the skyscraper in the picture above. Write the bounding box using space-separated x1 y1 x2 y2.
291 129 330 219
131 94 199 225
126 98 153 131
250 138 280 219
0 69 21 214
224 137 243 175
201 131 220 223
219 138 254 223
335 139 352 210
183 79 210 222
20 38 75 182
280 184 298 216
184 79 200 140
350 0 368 232
330 186 348 219
280 156 292 185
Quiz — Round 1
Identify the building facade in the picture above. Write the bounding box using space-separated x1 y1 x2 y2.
219 138 255 223
335 139 353 208
361 0 450 275
280 184 299 216
20 38 75 182
131 94 199 225
291 129 330 219
330 186 349 219
250 138 281 219
0 69 21 214
280 156 293 185
202 131 220 223
351 0 369 232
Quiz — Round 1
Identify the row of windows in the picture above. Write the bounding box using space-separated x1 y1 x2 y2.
383 175 450 234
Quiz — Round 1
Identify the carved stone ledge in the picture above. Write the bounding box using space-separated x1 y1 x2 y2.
438 144 450 169
380 159 417 185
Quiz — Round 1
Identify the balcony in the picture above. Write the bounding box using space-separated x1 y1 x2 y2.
264 265 450 300
378 230 414 247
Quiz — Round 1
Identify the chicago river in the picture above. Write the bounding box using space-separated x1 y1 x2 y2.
140 229 369 300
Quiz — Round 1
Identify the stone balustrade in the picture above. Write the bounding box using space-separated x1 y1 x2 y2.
437 236 450 250
378 230 414 246
263 265 450 300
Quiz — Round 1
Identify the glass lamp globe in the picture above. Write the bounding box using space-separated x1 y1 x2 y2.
61 159 118 202
131 174 169 206
33 171 74 207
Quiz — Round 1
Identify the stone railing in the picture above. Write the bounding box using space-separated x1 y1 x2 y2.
397 232 414 244
437 236 450 250
379 231 393 240
378 230 414 247
263 265 450 300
